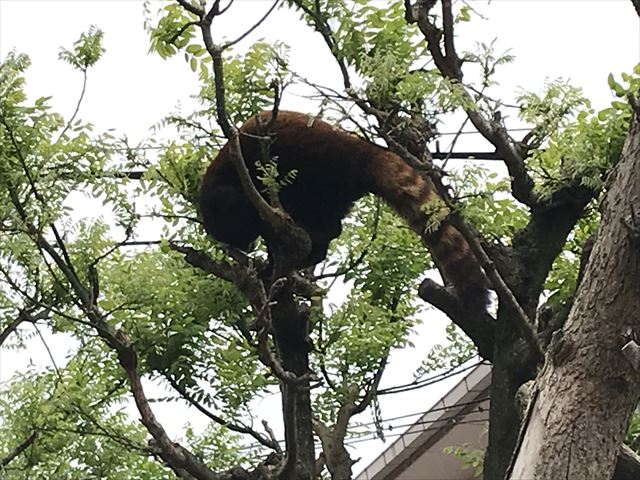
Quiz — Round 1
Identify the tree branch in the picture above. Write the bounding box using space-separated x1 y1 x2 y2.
0 308 46 347
351 356 387 416
0 432 37 468
441 0 460 78
189 8 310 260
164 374 280 451
175 0 204 17
412 1 539 208
8 208 220 478
289 0 352 90
169 243 236 282
221 0 280 50
57 69 88 142
418 278 495 359
447 213 543 363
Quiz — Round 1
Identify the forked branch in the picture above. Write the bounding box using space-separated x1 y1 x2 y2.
409 0 539 208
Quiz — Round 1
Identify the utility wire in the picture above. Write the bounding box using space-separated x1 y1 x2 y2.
235 395 490 452
378 360 486 395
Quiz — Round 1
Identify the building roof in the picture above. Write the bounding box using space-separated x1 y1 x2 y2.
355 363 491 480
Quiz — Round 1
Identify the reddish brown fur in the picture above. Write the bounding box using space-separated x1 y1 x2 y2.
200 111 488 309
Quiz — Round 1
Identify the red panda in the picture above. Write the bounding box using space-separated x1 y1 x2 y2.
200 111 488 310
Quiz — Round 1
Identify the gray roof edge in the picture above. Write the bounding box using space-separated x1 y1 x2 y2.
354 362 492 480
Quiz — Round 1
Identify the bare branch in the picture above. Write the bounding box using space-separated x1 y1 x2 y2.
57 70 88 142
289 0 352 90
441 0 460 77
218 0 235 15
125 364 219 480
261 420 282 454
0 309 40 347
221 0 280 50
447 212 543 363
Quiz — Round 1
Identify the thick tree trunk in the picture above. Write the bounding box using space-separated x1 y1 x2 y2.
507 116 640 479
272 287 315 480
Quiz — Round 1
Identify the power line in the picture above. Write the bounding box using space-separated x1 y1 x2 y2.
235 395 490 452
436 127 530 136
378 360 486 395
343 417 489 447
340 395 491 434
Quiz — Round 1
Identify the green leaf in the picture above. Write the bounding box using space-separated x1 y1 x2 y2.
608 73 626 97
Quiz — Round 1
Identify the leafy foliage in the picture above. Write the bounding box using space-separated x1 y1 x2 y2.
450 165 529 243
415 323 477 378
145 2 198 60
524 77 634 198
58 26 105 71
209 42 291 126
312 197 427 421
443 443 484 478
0 352 173 479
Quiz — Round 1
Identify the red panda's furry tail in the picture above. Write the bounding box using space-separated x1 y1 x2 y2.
423 224 490 312
368 150 490 312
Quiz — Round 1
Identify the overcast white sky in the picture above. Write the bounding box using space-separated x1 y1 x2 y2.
0 0 639 475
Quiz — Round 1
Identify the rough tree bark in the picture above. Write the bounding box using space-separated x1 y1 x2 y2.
271 283 316 480
507 115 640 479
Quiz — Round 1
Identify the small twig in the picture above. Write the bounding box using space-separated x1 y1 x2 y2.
412 1 539 208
167 20 200 45
57 69 88 142
290 0 352 90
262 420 283 454
218 0 235 15
169 243 236 282
441 116 470 170
221 0 280 50
0 309 38 347
33 322 63 382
